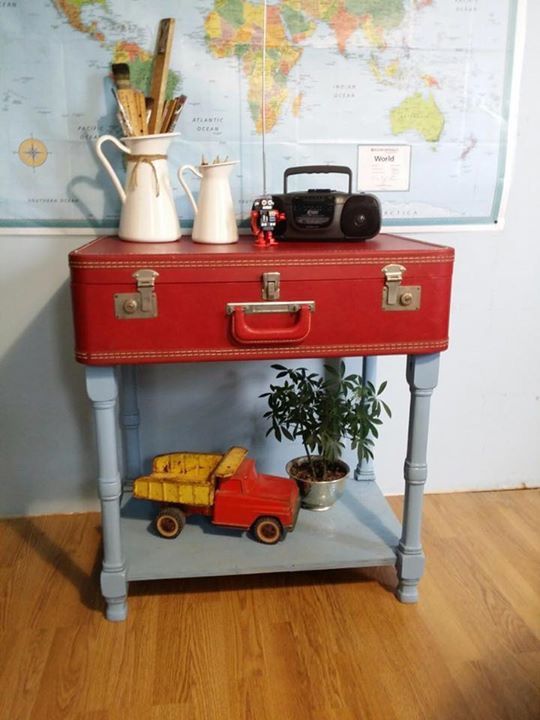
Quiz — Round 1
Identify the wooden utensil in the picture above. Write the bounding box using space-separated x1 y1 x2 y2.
111 63 131 90
160 99 176 134
117 89 147 135
148 18 176 134
166 94 187 133
112 88 134 136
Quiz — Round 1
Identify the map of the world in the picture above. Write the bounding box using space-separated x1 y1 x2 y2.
0 0 523 230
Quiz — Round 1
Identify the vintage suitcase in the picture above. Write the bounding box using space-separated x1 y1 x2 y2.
69 235 454 365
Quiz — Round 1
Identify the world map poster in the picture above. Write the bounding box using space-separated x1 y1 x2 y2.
0 0 524 231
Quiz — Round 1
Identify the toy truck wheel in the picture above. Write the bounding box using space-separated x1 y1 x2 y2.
155 507 185 539
252 516 283 545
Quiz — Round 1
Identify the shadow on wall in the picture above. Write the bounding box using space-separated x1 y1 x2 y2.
0 277 323 516
0 281 97 517
135 358 320 477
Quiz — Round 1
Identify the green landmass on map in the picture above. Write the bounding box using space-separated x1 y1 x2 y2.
129 57 180 100
205 0 422 134
54 0 182 101
390 92 445 142
205 1 305 132
281 5 315 38
344 0 405 28
214 0 245 27
54 0 444 145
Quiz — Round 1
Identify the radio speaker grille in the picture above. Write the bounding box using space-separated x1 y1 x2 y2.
340 195 381 239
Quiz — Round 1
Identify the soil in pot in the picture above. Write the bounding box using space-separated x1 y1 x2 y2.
288 458 348 483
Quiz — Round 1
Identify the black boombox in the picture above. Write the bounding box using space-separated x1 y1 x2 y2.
272 165 381 241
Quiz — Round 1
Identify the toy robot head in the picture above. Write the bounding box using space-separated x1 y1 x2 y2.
253 195 275 211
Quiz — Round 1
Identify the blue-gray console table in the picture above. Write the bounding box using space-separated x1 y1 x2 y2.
85 353 440 622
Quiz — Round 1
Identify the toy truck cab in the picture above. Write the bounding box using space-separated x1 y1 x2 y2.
133 447 300 544
212 455 300 543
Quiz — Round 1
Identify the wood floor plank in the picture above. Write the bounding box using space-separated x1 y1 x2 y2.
0 489 538 720
1 514 102 632
0 626 55 720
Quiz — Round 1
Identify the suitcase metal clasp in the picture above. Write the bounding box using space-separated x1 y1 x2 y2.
262 272 280 301
382 264 421 311
114 269 159 319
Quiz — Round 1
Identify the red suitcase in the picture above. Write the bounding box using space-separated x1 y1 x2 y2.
69 234 454 365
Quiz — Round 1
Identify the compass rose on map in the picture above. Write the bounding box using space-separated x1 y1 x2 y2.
18 137 48 168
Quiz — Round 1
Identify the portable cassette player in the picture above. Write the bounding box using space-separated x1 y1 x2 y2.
272 165 381 242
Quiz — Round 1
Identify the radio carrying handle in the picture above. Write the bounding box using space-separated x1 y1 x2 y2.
283 165 352 194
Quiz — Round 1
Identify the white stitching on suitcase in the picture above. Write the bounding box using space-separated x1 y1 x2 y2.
76 338 449 362
70 255 452 270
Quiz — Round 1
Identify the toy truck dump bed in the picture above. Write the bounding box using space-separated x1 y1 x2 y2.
133 447 247 507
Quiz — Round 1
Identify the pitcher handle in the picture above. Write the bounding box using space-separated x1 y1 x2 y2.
95 135 131 203
178 164 202 215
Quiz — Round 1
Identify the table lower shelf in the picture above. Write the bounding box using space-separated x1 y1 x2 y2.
120 480 402 582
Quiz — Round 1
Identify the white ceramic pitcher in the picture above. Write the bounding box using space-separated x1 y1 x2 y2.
178 160 239 244
96 132 181 243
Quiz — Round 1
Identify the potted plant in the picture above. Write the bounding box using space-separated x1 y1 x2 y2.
260 362 391 511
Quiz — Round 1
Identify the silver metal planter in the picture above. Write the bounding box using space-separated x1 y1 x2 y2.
286 456 350 511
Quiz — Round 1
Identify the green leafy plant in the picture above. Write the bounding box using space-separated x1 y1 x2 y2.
260 362 391 482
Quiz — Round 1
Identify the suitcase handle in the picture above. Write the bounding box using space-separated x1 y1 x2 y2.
227 303 314 345
284 165 352 193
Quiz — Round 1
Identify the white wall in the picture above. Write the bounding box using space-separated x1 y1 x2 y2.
1 7 539 517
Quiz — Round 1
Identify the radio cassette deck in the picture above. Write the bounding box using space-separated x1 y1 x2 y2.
271 165 382 242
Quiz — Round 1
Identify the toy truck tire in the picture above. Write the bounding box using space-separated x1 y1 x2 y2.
251 516 283 545
155 507 186 539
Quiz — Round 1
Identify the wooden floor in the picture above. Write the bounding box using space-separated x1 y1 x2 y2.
0 489 538 720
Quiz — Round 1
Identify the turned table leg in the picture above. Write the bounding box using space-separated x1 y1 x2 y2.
86 366 128 621
396 353 440 603
354 356 377 482
119 365 141 488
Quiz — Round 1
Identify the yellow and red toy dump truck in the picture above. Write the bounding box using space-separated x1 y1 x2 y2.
133 447 300 544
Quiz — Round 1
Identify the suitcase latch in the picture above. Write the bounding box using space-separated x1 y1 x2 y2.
262 272 280 301
382 264 421 311
114 269 159 319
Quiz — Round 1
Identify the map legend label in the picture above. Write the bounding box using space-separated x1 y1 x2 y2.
357 145 411 192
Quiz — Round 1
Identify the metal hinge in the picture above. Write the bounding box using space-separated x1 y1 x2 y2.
262 271 280 301
382 264 421 311
114 269 159 319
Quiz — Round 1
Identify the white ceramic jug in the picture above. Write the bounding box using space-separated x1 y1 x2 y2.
96 132 181 243
178 160 239 244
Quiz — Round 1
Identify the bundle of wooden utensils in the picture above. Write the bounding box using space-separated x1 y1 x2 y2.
111 18 186 136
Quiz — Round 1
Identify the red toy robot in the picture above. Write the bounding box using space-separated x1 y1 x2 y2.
251 195 285 247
